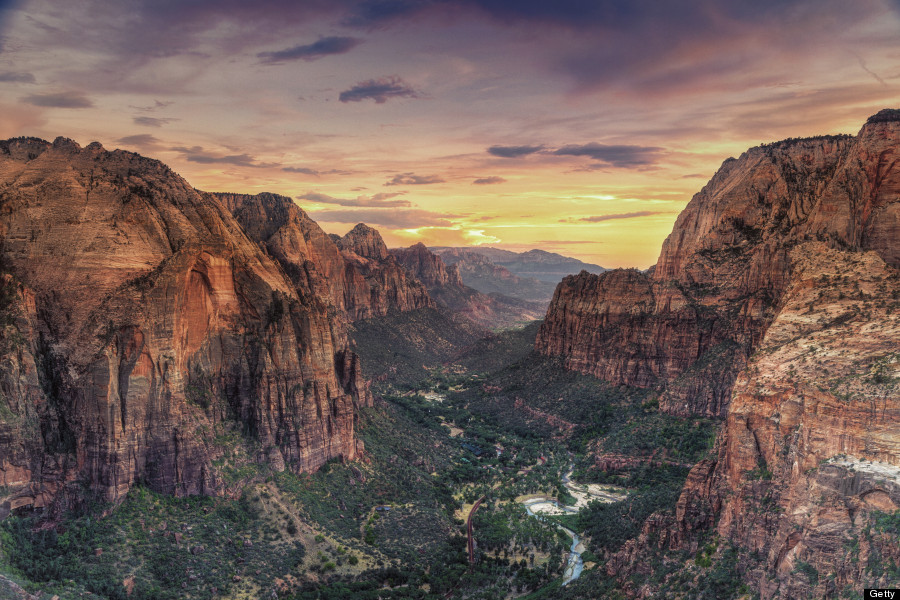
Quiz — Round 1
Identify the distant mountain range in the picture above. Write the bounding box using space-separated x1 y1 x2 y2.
430 247 606 302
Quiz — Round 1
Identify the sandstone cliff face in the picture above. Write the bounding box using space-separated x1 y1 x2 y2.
334 225 435 319
0 138 368 512
615 243 900 598
391 243 545 328
537 112 900 417
217 195 433 322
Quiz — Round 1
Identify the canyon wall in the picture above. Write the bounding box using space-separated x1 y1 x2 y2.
0 138 369 513
537 110 900 417
218 194 433 322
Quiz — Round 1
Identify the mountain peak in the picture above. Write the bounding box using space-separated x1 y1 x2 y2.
340 222 389 260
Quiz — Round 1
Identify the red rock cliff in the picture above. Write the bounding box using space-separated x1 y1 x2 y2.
0 138 369 512
537 111 900 417
217 195 433 321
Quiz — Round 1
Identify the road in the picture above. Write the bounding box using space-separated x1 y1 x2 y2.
466 496 485 566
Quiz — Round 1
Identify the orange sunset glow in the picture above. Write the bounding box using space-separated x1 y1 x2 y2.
1 0 898 267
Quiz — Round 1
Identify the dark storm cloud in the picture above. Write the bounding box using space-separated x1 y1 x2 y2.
172 146 278 168
258 36 361 64
553 143 662 167
308 208 461 228
299 191 410 207
0 71 35 83
339 76 422 103
472 176 506 185
22 91 93 108
133 116 176 127
384 172 444 186
487 145 543 158
580 211 663 222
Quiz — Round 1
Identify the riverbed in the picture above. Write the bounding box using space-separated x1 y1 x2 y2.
517 468 626 586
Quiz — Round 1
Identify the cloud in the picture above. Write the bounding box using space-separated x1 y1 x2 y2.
258 36 361 64
22 91 93 108
298 191 410 207
117 134 161 148
308 208 461 229
535 240 602 245
384 172 444 186
282 166 354 176
0 72 35 83
171 146 278 168
472 176 506 185
579 211 664 222
342 0 426 28
553 143 662 167
130 100 173 112
339 75 422 103
133 116 176 127
487 144 543 158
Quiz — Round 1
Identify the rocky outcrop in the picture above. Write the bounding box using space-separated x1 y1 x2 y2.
537 111 900 417
0 138 368 511
618 243 900 598
391 243 545 329
391 242 463 288
217 195 433 322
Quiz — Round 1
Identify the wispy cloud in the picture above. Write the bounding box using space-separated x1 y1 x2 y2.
282 166 355 176
171 146 278 168
309 208 461 228
298 191 410 207
579 211 664 222
134 116 176 127
384 172 444 186
553 143 663 167
487 144 543 158
472 176 506 185
339 75 422 103
23 91 93 108
0 72 35 83
258 36 362 64
117 134 161 148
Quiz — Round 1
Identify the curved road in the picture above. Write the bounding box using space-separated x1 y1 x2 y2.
467 496 485 567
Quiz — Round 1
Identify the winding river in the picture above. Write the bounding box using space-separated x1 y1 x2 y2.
518 467 626 586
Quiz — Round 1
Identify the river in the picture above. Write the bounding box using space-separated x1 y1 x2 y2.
518 466 625 586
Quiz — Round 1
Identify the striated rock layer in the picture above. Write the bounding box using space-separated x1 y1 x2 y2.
609 242 900 598
0 138 369 513
537 111 900 417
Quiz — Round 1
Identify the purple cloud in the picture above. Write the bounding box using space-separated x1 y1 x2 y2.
472 176 507 185
258 36 361 64
487 145 543 158
339 75 422 103
23 91 93 108
384 172 444 186
553 143 663 167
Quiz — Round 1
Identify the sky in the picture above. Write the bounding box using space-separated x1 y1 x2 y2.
0 0 898 268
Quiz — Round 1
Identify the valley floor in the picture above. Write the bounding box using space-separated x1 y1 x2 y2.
0 319 729 600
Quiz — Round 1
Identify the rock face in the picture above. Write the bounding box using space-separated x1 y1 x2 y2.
537 111 900 417
391 243 545 328
217 194 433 322
0 138 369 512
594 111 900 598
614 243 900 598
